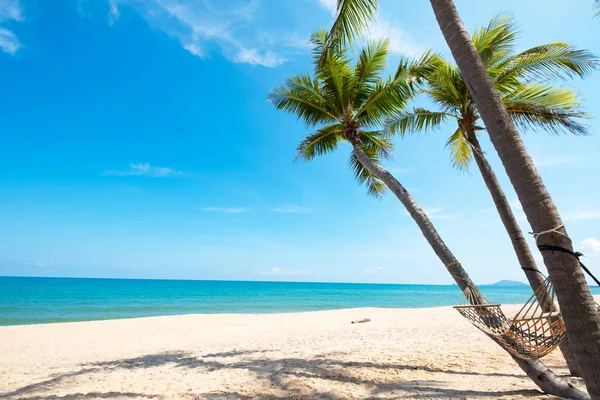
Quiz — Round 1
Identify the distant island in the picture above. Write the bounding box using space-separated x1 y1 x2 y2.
487 280 529 287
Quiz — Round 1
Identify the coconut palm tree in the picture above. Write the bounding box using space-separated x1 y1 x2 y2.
270 30 484 301
385 14 598 377
270 21 589 399
427 0 600 396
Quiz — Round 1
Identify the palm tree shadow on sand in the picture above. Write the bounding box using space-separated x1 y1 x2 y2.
1 349 564 400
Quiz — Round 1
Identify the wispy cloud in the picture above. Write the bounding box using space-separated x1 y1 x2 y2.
104 163 183 178
107 0 285 67
533 155 584 168
316 0 337 14
271 205 311 214
255 267 313 277
582 238 600 253
564 209 600 221
364 266 384 275
365 17 426 57
200 207 245 214
409 207 460 220
0 0 23 54
232 47 286 67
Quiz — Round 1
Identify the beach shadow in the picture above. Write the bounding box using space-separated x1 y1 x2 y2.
202 349 273 358
2 350 555 399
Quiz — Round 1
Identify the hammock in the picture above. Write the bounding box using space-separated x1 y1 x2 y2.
454 277 566 360
452 226 600 361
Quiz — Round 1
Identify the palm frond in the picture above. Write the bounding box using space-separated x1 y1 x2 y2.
504 84 589 135
423 62 467 114
268 74 341 127
359 130 394 160
595 0 600 16
494 43 599 84
311 29 355 116
348 151 387 197
356 76 415 128
446 129 473 170
325 0 378 51
347 130 393 197
472 13 520 66
386 108 455 136
353 38 389 109
395 50 443 86
296 125 344 161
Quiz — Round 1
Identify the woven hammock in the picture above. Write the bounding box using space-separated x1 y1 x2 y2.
454 277 566 360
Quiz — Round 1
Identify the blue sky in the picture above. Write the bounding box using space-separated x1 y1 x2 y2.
0 0 599 284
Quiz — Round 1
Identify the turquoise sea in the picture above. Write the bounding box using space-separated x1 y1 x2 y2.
2 276 599 326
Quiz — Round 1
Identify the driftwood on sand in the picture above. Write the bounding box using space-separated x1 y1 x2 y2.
351 318 371 324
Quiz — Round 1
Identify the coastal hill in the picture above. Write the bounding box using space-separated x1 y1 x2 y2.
487 280 529 287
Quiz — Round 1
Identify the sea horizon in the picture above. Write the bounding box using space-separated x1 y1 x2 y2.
4 276 599 327
0 274 535 286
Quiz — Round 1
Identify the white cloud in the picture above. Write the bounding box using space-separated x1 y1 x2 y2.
316 0 337 15
104 163 183 178
533 155 583 168
0 0 23 21
0 0 23 54
564 210 600 221
365 17 426 57
0 27 19 54
256 267 313 277
232 47 286 67
315 0 424 57
271 205 310 214
364 266 384 275
200 207 245 214
108 0 120 25
582 238 600 253
106 0 285 67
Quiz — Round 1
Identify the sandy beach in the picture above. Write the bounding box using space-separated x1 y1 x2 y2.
0 304 587 400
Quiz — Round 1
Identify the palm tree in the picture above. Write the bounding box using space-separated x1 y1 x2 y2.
428 0 600 396
270 30 484 301
386 14 598 377
270 23 589 400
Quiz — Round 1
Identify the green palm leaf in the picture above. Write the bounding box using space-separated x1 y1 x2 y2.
494 43 599 84
353 38 389 109
446 129 473 170
390 14 595 172
472 13 519 66
268 74 341 127
296 125 344 161
504 84 588 135
386 108 455 136
348 151 387 197
324 0 378 50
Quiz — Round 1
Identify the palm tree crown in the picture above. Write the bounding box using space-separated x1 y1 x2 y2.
269 29 437 196
386 14 598 170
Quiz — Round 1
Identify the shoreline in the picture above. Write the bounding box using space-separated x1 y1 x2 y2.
4 293 599 328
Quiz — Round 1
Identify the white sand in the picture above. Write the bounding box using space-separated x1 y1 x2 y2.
0 305 587 400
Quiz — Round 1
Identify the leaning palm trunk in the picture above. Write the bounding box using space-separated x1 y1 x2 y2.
430 0 600 397
466 131 581 376
349 139 590 400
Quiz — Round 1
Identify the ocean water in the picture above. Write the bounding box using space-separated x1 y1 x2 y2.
1 276 599 326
